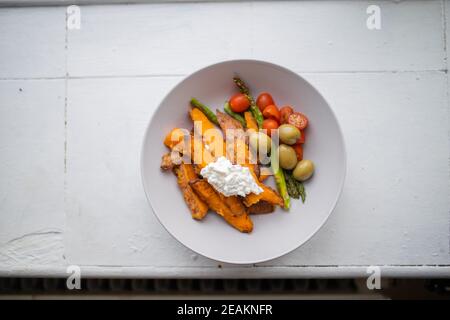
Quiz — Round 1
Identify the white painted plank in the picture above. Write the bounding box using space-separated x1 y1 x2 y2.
67 2 253 77
446 0 450 69
65 77 217 267
0 80 65 266
67 1 445 77
65 72 449 268
1 265 450 279
267 71 449 266
0 7 66 78
250 1 444 72
0 0 447 276
0 0 240 6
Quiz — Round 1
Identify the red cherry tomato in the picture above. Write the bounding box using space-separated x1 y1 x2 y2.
262 104 281 122
296 130 306 144
229 93 250 112
288 112 308 130
262 119 279 136
293 144 303 161
256 92 275 112
279 106 294 124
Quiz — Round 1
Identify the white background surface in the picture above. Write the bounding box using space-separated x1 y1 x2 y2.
0 0 449 278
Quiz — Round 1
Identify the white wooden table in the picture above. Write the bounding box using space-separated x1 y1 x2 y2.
0 0 449 279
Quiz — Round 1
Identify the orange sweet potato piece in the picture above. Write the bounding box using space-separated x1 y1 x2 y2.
190 107 216 133
243 184 283 207
259 184 284 206
219 194 247 216
179 163 198 182
243 192 262 207
174 164 208 220
243 165 283 207
244 111 258 131
164 128 189 149
160 152 182 171
247 201 275 214
164 128 214 169
190 179 253 233
190 108 226 158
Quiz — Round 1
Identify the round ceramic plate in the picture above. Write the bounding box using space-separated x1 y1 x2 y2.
141 60 346 264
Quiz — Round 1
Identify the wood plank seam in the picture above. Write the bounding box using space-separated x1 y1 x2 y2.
0 70 448 82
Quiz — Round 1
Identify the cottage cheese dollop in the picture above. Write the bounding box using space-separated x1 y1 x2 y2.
200 157 263 197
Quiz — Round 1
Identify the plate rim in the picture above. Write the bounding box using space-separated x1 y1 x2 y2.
140 59 347 264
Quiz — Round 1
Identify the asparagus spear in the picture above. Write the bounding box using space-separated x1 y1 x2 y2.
284 170 300 199
270 142 290 210
233 76 264 128
190 98 219 125
223 102 246 127
285 170 306 203
296 179 306 203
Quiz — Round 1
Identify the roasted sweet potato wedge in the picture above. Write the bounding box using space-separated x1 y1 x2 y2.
190 108 226 157
244 111 258 131
216 110 248 163
242 165 283 207
164 128 214 169
174 164 208 220
160 152 181 171
164 128 189 149
190 179 253 233
219 194 247 216
216 110 244 136
247 201 275 214
244 185 283 208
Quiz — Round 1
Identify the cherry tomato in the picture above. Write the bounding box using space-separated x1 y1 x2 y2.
288 112 308 130
293 144 303 161
296 130 306 144
262 119 279 136
279 106 294 124
256 92 275 112
262 104 281 122
229 93 250 112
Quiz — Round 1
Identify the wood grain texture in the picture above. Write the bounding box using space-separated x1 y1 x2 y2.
250 1 445 72
0 1 449 276
0 7 65 78
0 80 65 265
269 71 450 266
65 73 450 268
65 77 217 266
1 265 450 279
67 1 445 77
0 0 242 6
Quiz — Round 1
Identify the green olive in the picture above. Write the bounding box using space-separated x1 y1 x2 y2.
278 124 301 145
293 159 315 181
278 144 298 170
248 131 271 154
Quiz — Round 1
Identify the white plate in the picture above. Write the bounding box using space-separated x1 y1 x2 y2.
141 60 346 264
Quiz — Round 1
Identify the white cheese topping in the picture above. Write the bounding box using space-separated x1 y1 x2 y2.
200 157 263 197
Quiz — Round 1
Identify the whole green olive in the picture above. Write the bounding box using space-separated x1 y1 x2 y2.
248 131 272 154
278 144 298 170
278 124 301 145
293 159 315 181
